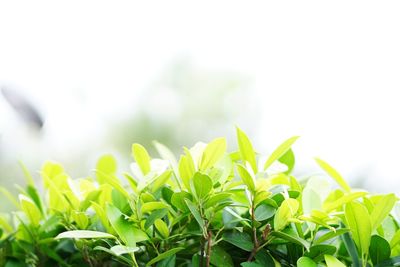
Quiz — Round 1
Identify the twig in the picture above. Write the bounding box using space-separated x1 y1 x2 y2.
206 231 212 267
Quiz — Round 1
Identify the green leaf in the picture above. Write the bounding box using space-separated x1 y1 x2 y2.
141 202 169 214
110 245 139 256
369 235 391 265
171 191 191 212
178 154 195 191
370 193 397 231
199 137 227 171
297 257 317 267
374 256 400 267
270 231 310 251
240 263 263 267
341 224 362 267
254 204 276 221
278 148 296 174
273 198 299 231
237 164 255 192
345 202 371 256
192 172 213 199
132 143 151 175
55 230 115 239
236 126 257 173
157 255 176 267
146 248 184 267
153 141 178 173
151 170 172 192
264 136 299 171
314 228 349 245
323 191 367 212
205 193 232 209
19 194 41 226
96 154 117 184
315 158 351 192
106 204 148 247
154 219 169 238
185 199 205 230
324 255 346 267
210 246 234 267
144 209 168 230
222 231 253 252
305 244 336 262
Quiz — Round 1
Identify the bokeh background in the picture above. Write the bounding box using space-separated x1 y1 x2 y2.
1 1 400 209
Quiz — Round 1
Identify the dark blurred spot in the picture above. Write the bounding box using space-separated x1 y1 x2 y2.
1 87 44 129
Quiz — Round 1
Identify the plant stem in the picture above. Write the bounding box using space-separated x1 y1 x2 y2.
200 238 205 267
206 230 212 267
248 197 259 262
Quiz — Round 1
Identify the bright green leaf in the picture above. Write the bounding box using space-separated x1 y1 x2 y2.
264 136 299 171
199 137 227 171
132 143 151 175
345 202 371 256
236 127 257 173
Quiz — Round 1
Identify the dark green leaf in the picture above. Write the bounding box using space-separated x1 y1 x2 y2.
223 232 253 252
369 235 391 265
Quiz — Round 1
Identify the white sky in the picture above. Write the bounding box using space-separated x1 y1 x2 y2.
1 1 400 193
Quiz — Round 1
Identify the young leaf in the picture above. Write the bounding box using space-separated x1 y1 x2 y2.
274 198 299 231
315 158 351 192
297 257 317 267
106 204 148 247
56 230 115 239
236 127 257 173
237 164 255 192
132 143 151 175
370 193 397 231
96 154 117 184
369 235 391 265
178 154 195 191
154 219 169 238
19 194 41 226
264 136 299 171
324 255 346 267
345 202 371 256
199 137 227 171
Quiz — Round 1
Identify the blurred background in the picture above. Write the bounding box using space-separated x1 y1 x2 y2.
1 1 400 208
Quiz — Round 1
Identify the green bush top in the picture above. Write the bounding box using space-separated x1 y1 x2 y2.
1 127 399 267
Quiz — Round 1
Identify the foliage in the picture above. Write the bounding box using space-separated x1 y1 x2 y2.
1 128 399 267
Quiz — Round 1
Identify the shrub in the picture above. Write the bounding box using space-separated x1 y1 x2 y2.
1 127 399 267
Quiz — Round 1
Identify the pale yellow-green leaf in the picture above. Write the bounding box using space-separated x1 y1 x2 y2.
199 137 227 171
370 193 397 231
324 255 346 267
237 164 255 192
236 127 257 173
323 191 367 212
264 136 299 171
178 154 195 191
345 201 371 255
315 158 351 192
141 202 169 214
19 195 41 226
132 143 151 175
72 211 89 229
154 219 169 238
274 198 299 231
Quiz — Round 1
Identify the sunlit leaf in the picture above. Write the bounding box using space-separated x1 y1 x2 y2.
264 136 299 171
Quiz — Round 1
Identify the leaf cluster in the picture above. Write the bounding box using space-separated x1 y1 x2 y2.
1 128 400 267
